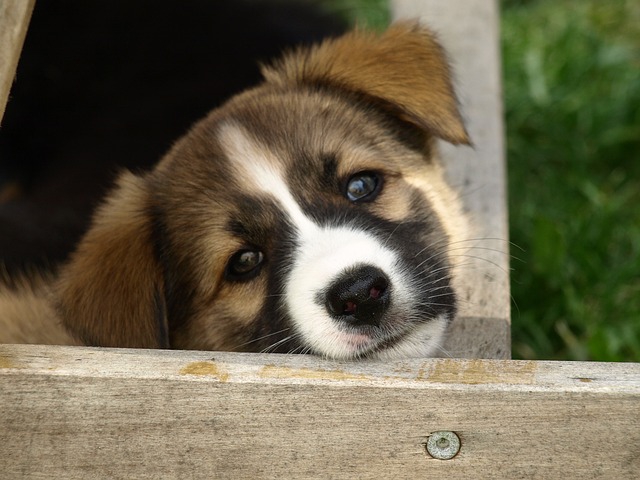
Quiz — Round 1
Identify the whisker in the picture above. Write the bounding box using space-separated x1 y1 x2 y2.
447 236 522 250
446 245 524 264
301 346 314 355
432 343 453 358
447 254 512 275
412 239 448 260
383 223 403 248
260 333 300 354
425 292 457 301
234 327 292 349
411 265 457 286
414 301 457 308
287 344 306 355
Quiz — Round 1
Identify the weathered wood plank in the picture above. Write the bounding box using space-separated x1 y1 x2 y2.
392 0 511 358
1 345 638 479
0 0 35 123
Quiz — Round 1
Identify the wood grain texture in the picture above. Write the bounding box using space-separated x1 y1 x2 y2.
0 0 34 122
393 0 511 358
1 345 639 479
443 316 510 359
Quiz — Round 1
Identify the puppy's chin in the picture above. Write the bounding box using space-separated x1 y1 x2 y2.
370 315 449 360
290 313 449 361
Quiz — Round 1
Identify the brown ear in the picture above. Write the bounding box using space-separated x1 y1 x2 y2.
55 171 169 348
262 22 470 145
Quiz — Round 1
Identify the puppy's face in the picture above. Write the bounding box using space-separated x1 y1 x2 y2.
56 24 471 360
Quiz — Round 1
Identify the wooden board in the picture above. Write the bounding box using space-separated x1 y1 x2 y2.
0 0 34 123
1 344 639 479
393 0 510 358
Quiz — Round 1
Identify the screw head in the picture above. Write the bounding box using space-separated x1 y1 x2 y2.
425 431 461 460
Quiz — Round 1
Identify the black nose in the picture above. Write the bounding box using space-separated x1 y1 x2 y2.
325 265 390 327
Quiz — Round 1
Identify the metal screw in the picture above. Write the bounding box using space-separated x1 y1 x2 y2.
425 431 461 460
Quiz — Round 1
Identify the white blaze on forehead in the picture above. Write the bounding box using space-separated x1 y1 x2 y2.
218 123 316 236
217 123 444 359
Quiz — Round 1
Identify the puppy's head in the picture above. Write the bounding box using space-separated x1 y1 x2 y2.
56 23 470 359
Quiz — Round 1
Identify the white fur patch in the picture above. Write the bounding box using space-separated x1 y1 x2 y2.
286 226 408 359
218 123 446 359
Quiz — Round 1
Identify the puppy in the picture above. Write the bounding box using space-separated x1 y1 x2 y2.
0 23 471 360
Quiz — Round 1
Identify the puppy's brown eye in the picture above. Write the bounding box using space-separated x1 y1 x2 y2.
226 249 264 280
345 172 381 202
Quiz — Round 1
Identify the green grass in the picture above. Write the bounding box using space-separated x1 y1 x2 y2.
327 0 640 361
503 0 640 361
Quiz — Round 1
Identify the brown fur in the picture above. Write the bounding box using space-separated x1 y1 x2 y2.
54 172 168 348
0 23 470 353
262 23 469 145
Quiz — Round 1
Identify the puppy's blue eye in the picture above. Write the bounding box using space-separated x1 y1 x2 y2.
226 249 264 280
345 172 380 202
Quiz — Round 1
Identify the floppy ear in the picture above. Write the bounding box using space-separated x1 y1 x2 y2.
262 22 469 145
55 171 169 348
